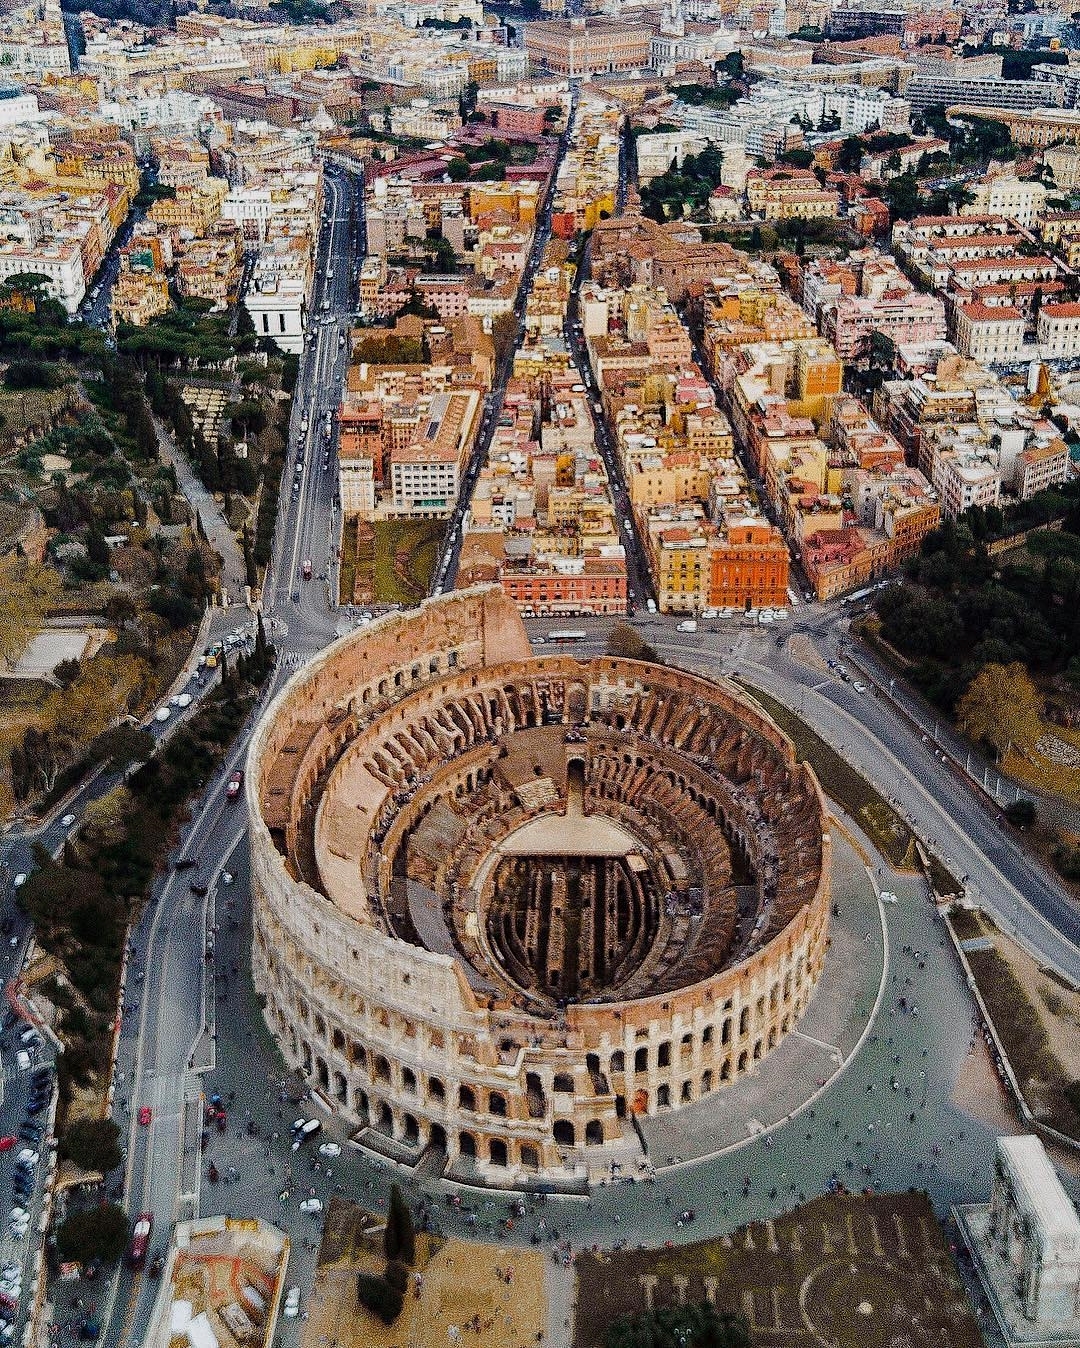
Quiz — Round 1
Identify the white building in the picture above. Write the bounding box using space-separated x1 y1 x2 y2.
960 1136 1080 1342
951 300 1025 364
1037 301 1080 358
243 267 306 353
0 238 85 312
962 176 1047 228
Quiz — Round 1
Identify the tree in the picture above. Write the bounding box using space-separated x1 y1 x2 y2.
92 725 154 769
956 662 1043 762
446 156 470 182
605 1303 750 1348
56 1203 129 1265
1006 798 1038 829
357 1273 403 1324
0 556 60 670
606 623 658 663
60 1119 123 1174
836 136 864 174
384 1183 415 1264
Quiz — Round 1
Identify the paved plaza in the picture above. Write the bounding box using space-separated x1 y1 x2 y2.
91 790 1079 1348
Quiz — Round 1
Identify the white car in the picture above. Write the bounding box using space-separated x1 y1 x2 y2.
221 872 235 887
12 875 25 889
16 1151 37 1167
14 1053 29 1072
171 693 193 709
154 707 171 723
298 1198 323 1215
59 814 76 829
8 1210 26 1224
318 1142 341 1157
880 891 899 905
852 681 867 694
282 1288 301 1319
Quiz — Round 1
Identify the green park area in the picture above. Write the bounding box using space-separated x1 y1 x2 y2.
340 518 442 608
575 1192 982 1348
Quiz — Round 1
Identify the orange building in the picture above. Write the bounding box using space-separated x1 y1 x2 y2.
709 519 790 610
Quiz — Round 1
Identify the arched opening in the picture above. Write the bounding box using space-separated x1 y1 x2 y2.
488 1138 508 1166
553 1120 575 1146
403 1114 419 1144
767 1028 777 1049
377 1102 393 1134
333 1071 347 1104
403 1067 417 1094
585 1120 604 1145
521 1144 539 1172
634 1046 648 1072
680 1080 692 1102
737 1051 748 1073
701 1070 713 1092
429 1123 447 1151
354 1087 369 1118
459 1131 476 1158
374 1055 391 1084
658 1042 671 1068
489 1092 507 1117
553 1073 574 1093
753 1039 763 1060
610 1050 625 1073
739 1008 749 1036
316 1057 329 1090
429 1077 445 1101
721 1019 731 1045
656 1084 670 1108
459 1085 476 1110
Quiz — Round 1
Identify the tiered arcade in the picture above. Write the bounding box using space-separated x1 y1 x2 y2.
247 587 831 1186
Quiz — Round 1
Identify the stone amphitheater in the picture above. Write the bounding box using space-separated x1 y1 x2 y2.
247 587 832 1188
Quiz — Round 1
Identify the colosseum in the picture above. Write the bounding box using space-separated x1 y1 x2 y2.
247 587 832 1187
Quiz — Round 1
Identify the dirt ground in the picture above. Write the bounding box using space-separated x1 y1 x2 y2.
574 1192 981 1348
996 932 1080 1079
303 1200 547 1348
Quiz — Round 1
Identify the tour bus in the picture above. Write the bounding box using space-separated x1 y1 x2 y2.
548 630 587 642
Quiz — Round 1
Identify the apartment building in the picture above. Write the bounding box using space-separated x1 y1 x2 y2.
1037 301 1080 358
949 301 1025 365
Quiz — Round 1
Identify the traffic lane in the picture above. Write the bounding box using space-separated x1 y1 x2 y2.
737 657 1080 983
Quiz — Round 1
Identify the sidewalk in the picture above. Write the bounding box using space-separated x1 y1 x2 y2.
154 416 249 602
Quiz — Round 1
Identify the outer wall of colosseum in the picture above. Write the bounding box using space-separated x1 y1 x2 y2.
247 586 831 1188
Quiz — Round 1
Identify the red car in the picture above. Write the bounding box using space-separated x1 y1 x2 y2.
0 1137 16 1152
128 1213 153 1267
225 770 244 801
138 1107 152 1126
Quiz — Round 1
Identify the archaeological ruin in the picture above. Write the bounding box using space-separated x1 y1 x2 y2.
247 587 832 1186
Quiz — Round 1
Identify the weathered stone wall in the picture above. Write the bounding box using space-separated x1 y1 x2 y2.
247 586 831 1186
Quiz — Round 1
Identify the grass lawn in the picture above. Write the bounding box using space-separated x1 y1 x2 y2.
737 681 918 870
575 1192 982 1348
372 519 441 607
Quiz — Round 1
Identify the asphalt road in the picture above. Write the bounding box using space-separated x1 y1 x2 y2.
10 122 1080 1348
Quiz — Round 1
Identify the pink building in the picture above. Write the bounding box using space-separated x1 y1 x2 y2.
823 291 946 360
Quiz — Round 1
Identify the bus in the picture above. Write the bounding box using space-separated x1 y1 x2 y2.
548 630 587 642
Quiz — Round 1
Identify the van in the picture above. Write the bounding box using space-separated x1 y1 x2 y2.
291 1118 321 1149
646 599 657 614
676 619 697 634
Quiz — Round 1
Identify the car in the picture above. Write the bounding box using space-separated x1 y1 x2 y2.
172 693 193 709
128 1213 153 1266
60 814 76 828
221 872 235 887
318 1142 341 1157
16 1151 37 1166
174 858 197 872
282 1288 301 1319
8 1211 26 1224
14 1054 29 1072
189 881 208 898
11 875 25 889
138 1107 152 1126
880 891 899 905
153 707 171 723
298 1198 323 1215
852 681 867 694
25 1101 44 1117
225 770 244 801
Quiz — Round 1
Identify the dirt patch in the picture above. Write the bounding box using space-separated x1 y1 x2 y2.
305 1199 547 1348
574 1192 981 1348
955 911 1080 1140
784 632 830 676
